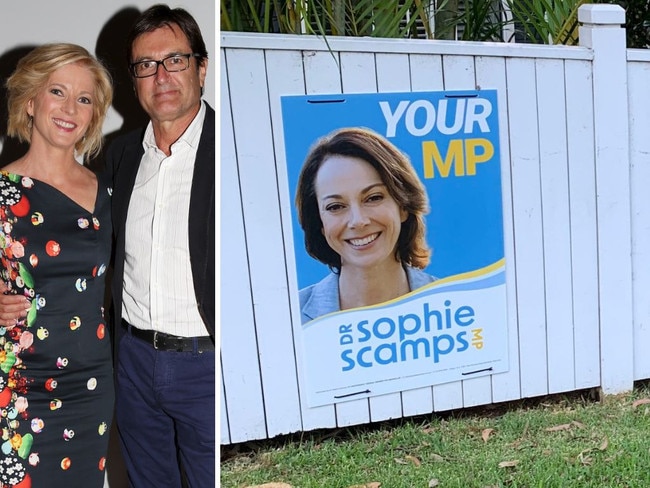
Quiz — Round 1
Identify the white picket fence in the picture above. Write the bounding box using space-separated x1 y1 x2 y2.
220 4 650 445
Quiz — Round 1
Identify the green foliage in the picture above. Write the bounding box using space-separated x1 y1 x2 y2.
220 0 649 48
303 0 422 38
435 0 507 42
220 0 301 34
621 0 650 48
504 0 587 44
220 0 435 38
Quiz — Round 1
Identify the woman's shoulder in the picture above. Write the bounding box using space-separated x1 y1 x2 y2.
299 272 338 304
299 272 340 324
406 266 437 291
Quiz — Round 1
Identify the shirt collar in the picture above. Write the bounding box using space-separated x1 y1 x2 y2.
142 101 207 151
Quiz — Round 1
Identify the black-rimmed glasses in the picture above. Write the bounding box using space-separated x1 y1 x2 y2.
130 53 200 78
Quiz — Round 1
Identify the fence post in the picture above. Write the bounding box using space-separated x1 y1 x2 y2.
578 4 634 394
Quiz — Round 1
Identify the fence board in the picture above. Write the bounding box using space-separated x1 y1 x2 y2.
333 51 378 427
565 60 600 389
298 49 342 432
399 53 445 417
265 49 316 436
628 61 650 380
341 51 377 94
536 58 575 394
506 57 549 399
220 50 267 442
227 48 301 437
367 52 416 422
475 55 522 404
304 50 342 93
419 54 478 412
443 55 494 408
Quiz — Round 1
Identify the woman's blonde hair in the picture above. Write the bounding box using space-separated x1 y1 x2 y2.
5 43 113 162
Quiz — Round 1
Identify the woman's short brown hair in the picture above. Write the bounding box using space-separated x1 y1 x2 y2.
5 43 113 162
295 126 431 271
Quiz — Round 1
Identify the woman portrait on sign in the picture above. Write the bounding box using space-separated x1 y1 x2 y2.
295 126 435 324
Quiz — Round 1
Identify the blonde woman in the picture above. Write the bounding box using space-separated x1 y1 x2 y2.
0 43 113 487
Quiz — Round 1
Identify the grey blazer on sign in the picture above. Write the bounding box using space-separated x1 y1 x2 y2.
299 266 436 324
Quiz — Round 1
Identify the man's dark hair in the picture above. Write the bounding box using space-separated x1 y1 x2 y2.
126 4 208 65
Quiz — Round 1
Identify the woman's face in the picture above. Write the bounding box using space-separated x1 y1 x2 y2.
315 155 407 272
27 62 95 152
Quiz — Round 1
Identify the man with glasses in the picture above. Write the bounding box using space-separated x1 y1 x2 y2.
105 4 214 486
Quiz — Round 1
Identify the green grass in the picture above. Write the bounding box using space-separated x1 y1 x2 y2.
221 384 650 488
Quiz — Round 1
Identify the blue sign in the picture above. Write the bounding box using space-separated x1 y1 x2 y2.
281 90 509 407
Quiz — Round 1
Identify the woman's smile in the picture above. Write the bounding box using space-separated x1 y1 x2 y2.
346 232 380 248
315 155 407 271
52 118 77 131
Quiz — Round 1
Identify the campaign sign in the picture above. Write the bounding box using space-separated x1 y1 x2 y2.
281 90 509 408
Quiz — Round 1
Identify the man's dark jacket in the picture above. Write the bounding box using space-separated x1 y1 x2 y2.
105 102 215 347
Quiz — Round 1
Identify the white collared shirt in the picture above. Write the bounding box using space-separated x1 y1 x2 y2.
122 102 207 337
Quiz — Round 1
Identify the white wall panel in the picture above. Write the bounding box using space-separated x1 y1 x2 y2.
475 55 522 404
505 57 549 399
221 50 269 442
368 52 415 423
400 53 444 417
535 58 575 394
297 49 342 432
565 60 600 389
444 55 495 410
227 48 303 438
334 50 378 428
628 60 650 381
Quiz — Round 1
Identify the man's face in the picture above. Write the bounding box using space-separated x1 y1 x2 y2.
130 24 207 126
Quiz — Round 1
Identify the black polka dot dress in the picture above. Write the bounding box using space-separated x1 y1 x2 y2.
0 172 113 488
